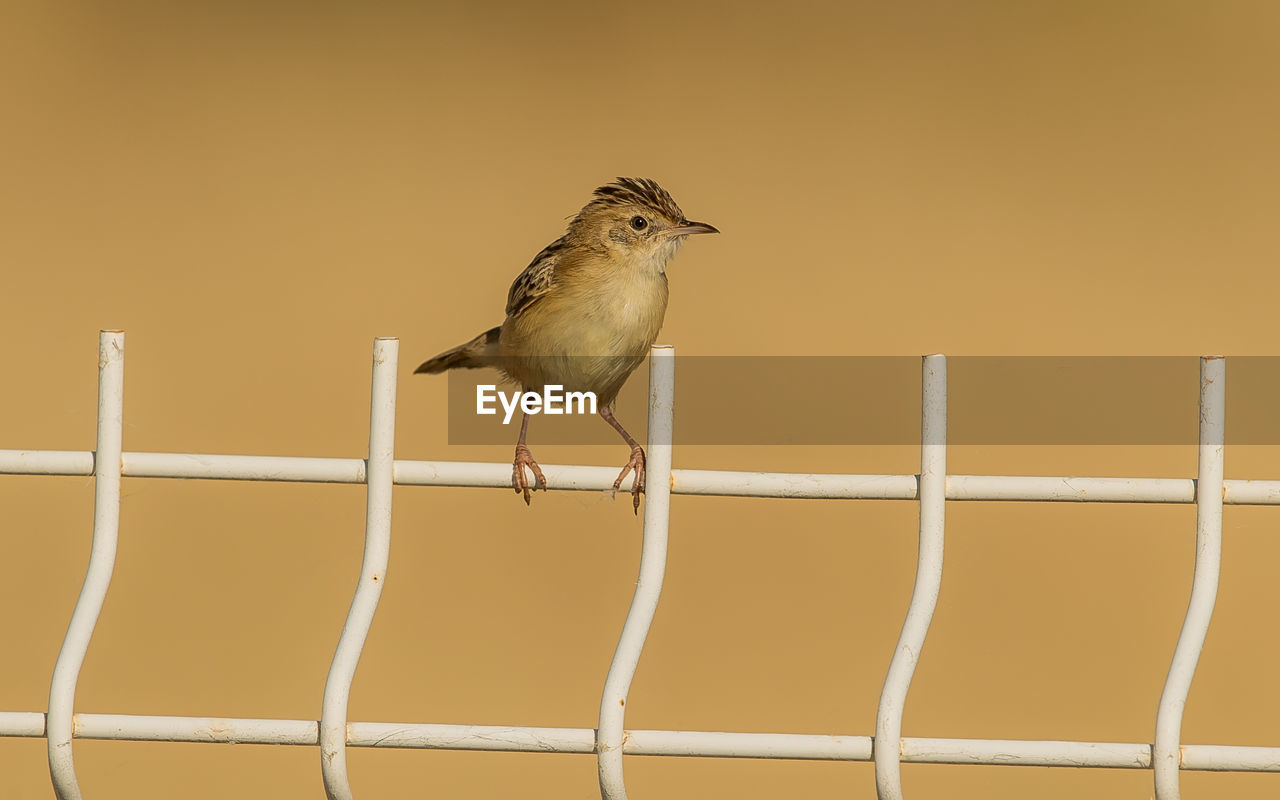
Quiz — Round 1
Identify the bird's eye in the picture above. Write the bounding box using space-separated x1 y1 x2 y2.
629 215 648 231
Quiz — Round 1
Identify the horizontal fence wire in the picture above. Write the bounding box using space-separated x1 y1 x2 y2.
2 711 1280 770
0 332 1270 799
6 450 1280 505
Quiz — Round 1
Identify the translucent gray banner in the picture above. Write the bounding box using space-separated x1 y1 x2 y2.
436 357 1280 445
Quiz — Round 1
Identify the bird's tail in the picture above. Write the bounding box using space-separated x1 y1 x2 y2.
414 326 502 374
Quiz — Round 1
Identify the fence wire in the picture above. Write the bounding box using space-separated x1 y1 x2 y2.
0 332 1270 800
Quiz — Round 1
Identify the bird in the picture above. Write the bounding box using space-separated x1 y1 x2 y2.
415 177 718 513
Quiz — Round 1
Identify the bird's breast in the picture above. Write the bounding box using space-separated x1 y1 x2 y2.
499 269 669 401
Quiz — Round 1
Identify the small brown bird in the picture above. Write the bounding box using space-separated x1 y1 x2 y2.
415 178 717 512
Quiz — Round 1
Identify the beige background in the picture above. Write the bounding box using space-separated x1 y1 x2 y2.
3 2 1280 797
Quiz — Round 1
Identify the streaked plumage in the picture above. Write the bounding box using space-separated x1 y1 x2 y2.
506 236 566 317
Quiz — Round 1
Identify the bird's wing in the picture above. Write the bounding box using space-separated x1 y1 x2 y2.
505 235 568 317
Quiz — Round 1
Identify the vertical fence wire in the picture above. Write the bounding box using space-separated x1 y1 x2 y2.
597 346 676 800
321 338 399 800
875 354 947 800
1154 356 1226 800
47 330 125 800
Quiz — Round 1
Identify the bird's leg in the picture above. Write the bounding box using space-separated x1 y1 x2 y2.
599 404 645 514
512 409 546 505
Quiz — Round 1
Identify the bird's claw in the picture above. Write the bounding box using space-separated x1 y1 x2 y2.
612 445 646 515
513 444 546 505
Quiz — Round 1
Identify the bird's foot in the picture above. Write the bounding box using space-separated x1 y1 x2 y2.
612 445 646 515
512 444 546 505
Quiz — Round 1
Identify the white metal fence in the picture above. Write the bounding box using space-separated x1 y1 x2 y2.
0 331 1274 800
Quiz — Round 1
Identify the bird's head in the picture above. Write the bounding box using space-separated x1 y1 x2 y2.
570 177 718 272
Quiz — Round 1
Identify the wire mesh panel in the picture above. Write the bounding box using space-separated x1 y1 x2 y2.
0 332 1272 800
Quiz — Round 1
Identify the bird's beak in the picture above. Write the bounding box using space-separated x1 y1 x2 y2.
666 219 719 236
